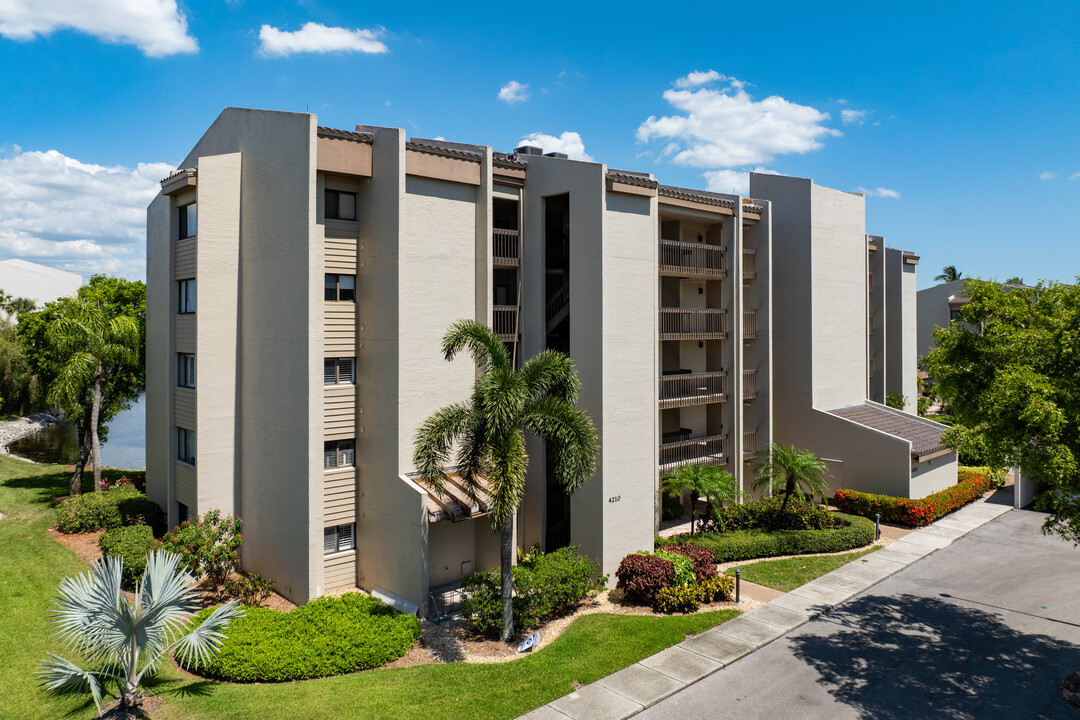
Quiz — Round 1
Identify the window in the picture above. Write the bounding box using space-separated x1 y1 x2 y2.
324 274 355 302
325 190 357 221
324 523 355 554
179 203 197 239
324 439 355 469
178 353 196 388
178 279 196 313
950 309 961 321
177 502 189 524
178 427 196 465
324 358 354 385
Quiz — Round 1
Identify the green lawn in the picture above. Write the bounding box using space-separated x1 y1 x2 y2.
0 453 738 720
726 546 880 592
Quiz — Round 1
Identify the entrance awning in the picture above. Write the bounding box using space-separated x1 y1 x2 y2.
410 471 492 523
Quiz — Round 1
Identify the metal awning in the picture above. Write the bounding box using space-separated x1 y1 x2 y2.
411 471 492 523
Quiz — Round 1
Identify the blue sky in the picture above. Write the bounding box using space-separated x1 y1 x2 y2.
1 0 1077 287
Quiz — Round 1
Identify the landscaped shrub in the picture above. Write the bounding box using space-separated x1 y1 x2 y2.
222 572 276 607
189 592 420 682
157 509 242 589
959 465 1007 489
55 486 164 534
675 513 876 563
834 474 994 527
661 493 685 521
655 584 700 614
696 574 734 604
461 546 602 636
704 497 837 533
653 548 695 587
99 525 156 589
615 553 675 606
658 543 717 582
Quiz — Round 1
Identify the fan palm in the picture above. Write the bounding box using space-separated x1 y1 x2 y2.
47 299 141 493
414 320 599 641
934 265 963 283
662 463 739 534
38 551 242 717
753 443 830 514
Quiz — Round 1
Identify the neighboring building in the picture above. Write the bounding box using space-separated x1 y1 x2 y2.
0 258 83 309
146 107 949 612
916 278 969 360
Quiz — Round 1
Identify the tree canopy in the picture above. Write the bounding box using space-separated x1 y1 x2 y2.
935 265 963 283
923 279 1080 542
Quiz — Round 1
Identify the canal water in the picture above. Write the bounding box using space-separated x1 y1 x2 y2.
8 394 146 470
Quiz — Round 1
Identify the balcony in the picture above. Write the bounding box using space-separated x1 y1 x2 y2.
659 433 728 474
743 428 758 461
743 249 757 280
742 368 757 400
493 228 520 267
659 308 727 340
743 310 757 340
659 239 727 278
493 305 518 341
659 370 727 409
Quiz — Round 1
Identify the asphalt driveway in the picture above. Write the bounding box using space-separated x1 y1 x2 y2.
636 508 1080 719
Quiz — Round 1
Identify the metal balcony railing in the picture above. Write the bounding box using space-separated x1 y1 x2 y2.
659 239 727 278
659 433 728 473
742 369 758 400
743 429 758 460
743 310 757 340
659 308 727 340
743 249 757 280
493 305 518 341
493 228 520 267
658 370 727 409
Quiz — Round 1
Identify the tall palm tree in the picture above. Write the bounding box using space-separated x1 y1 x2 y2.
753 443 830 514
38 551 242 717
662 462 739 534
47 300 141 493
414 320 599 641
935 266 963 283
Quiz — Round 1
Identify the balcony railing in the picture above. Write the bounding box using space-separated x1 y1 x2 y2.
493 305 518 341
743 310 757 340
659 308 727 340
659 433 728 473
742 369 757 400
659 239 727 278
659 370 727 409
493 228 520 267
743 429 758 460
743 249 757 280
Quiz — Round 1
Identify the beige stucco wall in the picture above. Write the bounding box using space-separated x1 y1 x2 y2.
146 193 172 520
885 248 918 412
916 279 966 361
910 451 958 497
868 243 886 404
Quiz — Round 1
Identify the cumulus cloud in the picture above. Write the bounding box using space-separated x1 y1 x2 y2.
704 167 780 197
637 72 840 168
258 23 387 57
0 148 172 279
0 0 197 56
841 108 868 125
1040 171 1057 180
856 186 901 199
517 131 593 162
498 80 529 103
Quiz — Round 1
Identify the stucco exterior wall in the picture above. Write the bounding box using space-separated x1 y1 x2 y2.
868 243 886 404
916 279 966 360
146 195 171 519
910 451 958 498
885 248 918 412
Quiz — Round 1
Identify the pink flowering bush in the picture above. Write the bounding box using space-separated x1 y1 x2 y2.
157 509 243 590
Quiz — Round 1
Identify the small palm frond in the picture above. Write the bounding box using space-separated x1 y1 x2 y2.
441 319 510 373
483 430 528 531
662 463 740 507
477 367 528 432
47 352 97 410
454 415 490 501
521 395 599 494
752 443 830 499
51 557 125 660
173 601 244 670
412 402 474 494
520 349 582 403
37 654 107 713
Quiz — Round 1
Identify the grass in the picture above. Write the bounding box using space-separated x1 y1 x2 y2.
0 453 739 720
726 546 881 592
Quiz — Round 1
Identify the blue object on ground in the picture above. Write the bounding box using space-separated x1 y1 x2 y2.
518 632 540 652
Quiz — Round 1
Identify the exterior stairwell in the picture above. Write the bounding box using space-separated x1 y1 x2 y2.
546 283 569 333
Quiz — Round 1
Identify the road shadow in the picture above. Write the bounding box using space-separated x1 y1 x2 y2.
790 593 1079 719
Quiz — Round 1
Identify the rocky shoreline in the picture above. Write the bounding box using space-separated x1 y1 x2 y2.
0 412 64 456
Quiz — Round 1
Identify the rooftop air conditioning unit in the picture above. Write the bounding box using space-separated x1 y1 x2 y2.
543 152 569 159
514 145 544 156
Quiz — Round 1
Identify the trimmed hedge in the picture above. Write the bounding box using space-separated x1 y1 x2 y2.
55 486 164 534
959 465 1007 489
834 473 994 527
704 497 837 533
99 525 156 590
190 592 420 682
673 512 875 563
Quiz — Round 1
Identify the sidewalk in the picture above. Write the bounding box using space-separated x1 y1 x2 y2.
520 496 1013 720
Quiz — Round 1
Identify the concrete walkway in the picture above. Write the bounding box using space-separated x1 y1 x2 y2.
519 496 1013 720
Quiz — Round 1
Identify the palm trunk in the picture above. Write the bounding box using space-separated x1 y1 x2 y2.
90 374 102 491
690 490 699 535
780 479 794 514
499 521 514 642
68 436 91 496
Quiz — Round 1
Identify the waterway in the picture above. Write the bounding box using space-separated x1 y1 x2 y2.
8 394 146 470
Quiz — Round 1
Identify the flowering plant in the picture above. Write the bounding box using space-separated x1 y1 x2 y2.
157 509 243 590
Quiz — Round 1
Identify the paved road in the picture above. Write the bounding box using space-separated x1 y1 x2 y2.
637 509 1080 719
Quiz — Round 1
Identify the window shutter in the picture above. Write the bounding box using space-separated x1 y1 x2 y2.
324 527 337 554
338 523 354 551
187 355 196 388
324 359 336 384
340 358 354 384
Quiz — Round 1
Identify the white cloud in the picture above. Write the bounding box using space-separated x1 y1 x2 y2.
517 131 593 162
257 22 387 58
841 108 868 125
856 186 901 199
1040 171 1057 180
0 148 172 279
704 167 780 197
637 74 840 168
498 80 529 104
0 0 197 56
674 70 724 89
1071 172 1080 180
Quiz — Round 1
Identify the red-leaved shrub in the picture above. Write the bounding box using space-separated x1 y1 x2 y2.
658 543 717 582
615 553 674 605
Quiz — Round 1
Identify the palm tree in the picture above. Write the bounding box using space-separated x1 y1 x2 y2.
753 443 830 514
662 462 739 534
47 299 141 493
934 266 963 283
38 551 242 718
414 320 599 641
6 296 37 316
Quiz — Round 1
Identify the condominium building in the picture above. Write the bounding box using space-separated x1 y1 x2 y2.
146 107 951 611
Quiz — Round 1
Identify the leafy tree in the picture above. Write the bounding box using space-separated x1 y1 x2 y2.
885 392 907 410
662 462 739 534
935 265 963 282
1004 276 1025 286
923 279 1080 543
753 443 830 514
413 320 599 641
38 551 242 718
